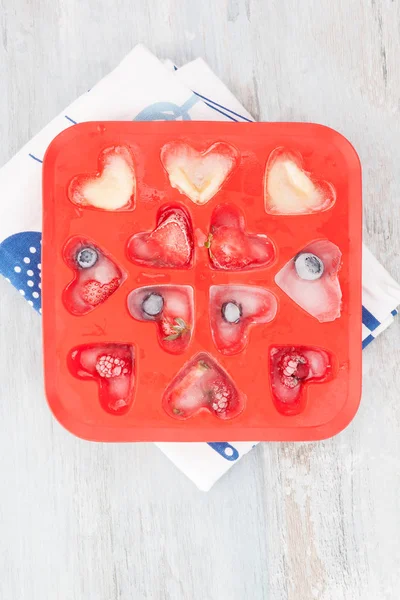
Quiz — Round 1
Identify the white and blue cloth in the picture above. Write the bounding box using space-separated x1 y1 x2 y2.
1 45 399 491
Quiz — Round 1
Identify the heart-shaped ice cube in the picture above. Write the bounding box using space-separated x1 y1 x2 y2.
205 204 275 270
68 343 135 415
127 204 194 268
63 237 124 315
210 285 277 355
161 141 240 205
163 353 245 420
68 146 136 211
270 346 332 415
275 239 342 322
264 148 336 215
127 285 194 354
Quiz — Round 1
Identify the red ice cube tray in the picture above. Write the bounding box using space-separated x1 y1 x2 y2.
42 121 362 442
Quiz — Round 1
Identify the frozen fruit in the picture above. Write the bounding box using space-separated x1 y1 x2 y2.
68 146 136 211
127 204 194 268
264 147 336 215
163 353 245 420
205 204 275 270
270 346 331 415
63 237 124 316
221 301 242 324
294 252 324 280
210 285 277 355
275 239 342 322
142 292 164 317
82 278 120 306
68 343 135 415
127 285 193 354
76 246 98 269
160 141 240 205
160 316 190 341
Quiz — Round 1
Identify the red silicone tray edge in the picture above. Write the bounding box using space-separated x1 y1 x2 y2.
42 121 362 443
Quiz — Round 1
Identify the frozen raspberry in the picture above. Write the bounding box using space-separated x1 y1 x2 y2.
95 355 129 379
209 378 231 414
279 353 309 388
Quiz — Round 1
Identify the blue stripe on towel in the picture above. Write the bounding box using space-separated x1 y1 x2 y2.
64 115 77 125
362 334 375 349
362 305 380 331
192 91 253 122
28 153 43 164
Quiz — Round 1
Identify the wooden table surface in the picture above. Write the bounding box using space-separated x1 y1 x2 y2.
1 1 399 598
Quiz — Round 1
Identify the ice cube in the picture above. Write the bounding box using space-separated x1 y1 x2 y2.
63 237 123 315
270 346 331 415
127 285 194 354
264 148 335 215
275 239 342 322
68 343 135 415
161 142 240 205
127 205 194 268
69 146 136 211
210 285 277 355
206 204 275 270
163 353 245 420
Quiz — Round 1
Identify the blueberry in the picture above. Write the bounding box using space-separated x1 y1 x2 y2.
221 301 242 324
294 252 324 281
142 292 164 317
76 246 98 269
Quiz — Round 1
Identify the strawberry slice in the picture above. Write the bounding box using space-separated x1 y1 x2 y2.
270 346 331 415
158 315 191 354
82 277 120 306
206 204 275 270
128 204 193 268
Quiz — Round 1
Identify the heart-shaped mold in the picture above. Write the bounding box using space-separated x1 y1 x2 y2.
68 146 136 211
127 285 194 354
68 343 136 415
264 147 336 215
163 353 245 420
63 237 125 315
275 239 342 322
210 285 277 355
270 346 332 415
160 141 240 205
205 204 275 270
127 203 194 268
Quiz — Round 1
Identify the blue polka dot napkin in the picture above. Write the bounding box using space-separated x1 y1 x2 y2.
1 45 400 490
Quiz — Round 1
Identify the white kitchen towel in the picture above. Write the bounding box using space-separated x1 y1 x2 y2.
1 44 399 491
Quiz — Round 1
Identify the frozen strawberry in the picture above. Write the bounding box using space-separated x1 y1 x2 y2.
270 346 331 415
63 237 124 316
68 343 135 415
163 353 245 420
205 204 275 270
82 278 120 306
128 204 194 268
275 239 342 322
210 285 277 355
127 285 193 354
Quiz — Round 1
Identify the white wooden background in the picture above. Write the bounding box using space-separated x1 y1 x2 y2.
1 1 400 599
